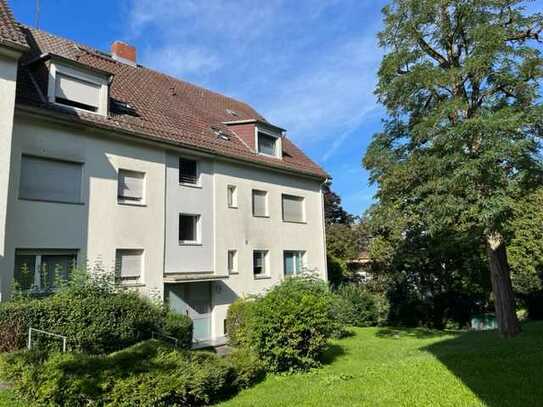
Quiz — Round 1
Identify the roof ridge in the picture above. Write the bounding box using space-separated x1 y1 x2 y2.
0 0 28 49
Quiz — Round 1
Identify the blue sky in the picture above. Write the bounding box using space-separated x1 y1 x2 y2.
10 0 388 217
13 1 541 216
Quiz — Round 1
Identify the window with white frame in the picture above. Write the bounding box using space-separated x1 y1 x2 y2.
227 185 238 208
179 214 200 244
282 194 305 223
252 190 268 217
19 155 83 204
118 169 145 204
283 251 305 276
116 249 143 285
179 158 199 185
14 250 77 292
257 132 278 157
49 62 109 115
228 250 238 274
253 250 268 277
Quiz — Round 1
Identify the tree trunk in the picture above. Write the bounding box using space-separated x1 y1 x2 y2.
486 232 521 338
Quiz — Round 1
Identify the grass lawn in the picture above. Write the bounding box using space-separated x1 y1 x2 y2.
220 321 543 407
2 322 542 406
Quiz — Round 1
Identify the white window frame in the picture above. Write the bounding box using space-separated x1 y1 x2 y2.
19 154 84 204
47 61 109 116
115 249 144 286
281 194 306 223
252 189 269 218
255 127 282 159
227 249 238 274
117 169 146 206
253 249 270 278
13 249 78 293
283 250 306 277
227 185 238 208
178 157 200 187
179 213 201 245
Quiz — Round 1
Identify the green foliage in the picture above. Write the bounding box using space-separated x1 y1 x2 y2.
225 297 256 348
0 340 238 407
228 277 341 373
326 255 349 288
162 313 193 349
224 349 266 390
323 180 354 225
333 284 387 327
0 276 192 354
326 222 369 261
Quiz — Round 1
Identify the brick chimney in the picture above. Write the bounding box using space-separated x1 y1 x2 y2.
111 41 137 66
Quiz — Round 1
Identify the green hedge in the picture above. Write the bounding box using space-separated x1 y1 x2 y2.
0 286 192 354
226 277 342 372
0 340 241 406
333 284 388 327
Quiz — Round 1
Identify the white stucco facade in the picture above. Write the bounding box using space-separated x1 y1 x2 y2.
0 109 327 342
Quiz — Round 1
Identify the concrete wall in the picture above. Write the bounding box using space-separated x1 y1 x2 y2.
210 160 327 338
0 115 166 300
164 152 215 274
0 48 21 301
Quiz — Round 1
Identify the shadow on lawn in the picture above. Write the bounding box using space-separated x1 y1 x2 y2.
422 321 543 407
375 327 454 339
320 344 346 365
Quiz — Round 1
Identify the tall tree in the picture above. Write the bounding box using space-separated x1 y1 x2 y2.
323 181 354 225
364 0 543 336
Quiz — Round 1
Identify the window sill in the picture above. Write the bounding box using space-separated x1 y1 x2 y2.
254 275 271 280
179 242 203 246
253 215 270 219
282 220 307 224
179 182 202 189
229 271 239 275
228 205 238 209
53 101 105 117
120 282 146 288
118 201 147 207
18 197 84 206
257 152 282 160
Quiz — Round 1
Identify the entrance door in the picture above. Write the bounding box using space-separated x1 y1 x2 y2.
166 283 212 342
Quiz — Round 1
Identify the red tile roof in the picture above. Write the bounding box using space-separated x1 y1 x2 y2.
11 20 327 179
0 0 28 50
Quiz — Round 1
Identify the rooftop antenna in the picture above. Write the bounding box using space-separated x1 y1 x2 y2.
34 0 41 28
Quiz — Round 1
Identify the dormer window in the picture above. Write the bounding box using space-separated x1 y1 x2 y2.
48 61 109 116
256 129 282 159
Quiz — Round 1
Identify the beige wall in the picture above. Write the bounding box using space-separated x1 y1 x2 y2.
0 115 166 300
0 48 21 300
210 159 327 338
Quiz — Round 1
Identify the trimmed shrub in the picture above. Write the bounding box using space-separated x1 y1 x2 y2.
224 349 265 389
334 284 381 327
0 285 192 354
225 297 256 348
231 277 342 372
0 340 237 407
163 313 193 349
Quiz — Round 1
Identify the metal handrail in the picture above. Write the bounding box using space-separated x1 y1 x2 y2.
27 327 67 352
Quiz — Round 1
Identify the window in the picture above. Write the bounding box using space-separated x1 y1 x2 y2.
282 194 305 223
14 250 77 292
253 250 268 277
179 158 198 185
284 251 305 276
55 73 101 112
257 132 278 156
228 250 238 274
179 214 200 244
19 155 82 204
227 185 238 208
116 249 143 285
252 190 268 217
118 169 145 204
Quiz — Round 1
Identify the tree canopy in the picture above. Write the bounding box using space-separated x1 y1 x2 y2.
364 0 543 336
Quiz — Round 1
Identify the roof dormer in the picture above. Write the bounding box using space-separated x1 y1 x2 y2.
47 58 110 116
224 119 285 160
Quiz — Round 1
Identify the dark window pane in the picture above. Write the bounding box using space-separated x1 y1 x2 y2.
258 133 277 156
179 158 198 184
179 214 197 241
14 255 36 290
41 255 76 289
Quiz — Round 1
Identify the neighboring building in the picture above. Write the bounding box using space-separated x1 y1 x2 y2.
0 1 328 343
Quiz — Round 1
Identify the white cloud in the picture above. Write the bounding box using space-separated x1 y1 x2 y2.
142 45 221 77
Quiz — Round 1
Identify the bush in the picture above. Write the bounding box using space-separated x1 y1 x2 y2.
0 340 237 407
334 284 381 327
327 255 349 288
224 349 265 389
0 283 192 354
229 277 342 372
225 297 256 348
163 313 193 349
